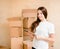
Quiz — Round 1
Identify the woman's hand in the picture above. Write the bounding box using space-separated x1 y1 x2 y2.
28 31 35 39
35 35 44 40
35 33 55 43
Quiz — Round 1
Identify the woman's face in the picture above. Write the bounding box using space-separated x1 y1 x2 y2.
37 10 45 21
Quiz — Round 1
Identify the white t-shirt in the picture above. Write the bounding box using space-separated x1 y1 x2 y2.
32 20 55 49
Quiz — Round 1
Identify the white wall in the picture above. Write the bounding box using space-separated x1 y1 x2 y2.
0 0 11 48
48 0 60 49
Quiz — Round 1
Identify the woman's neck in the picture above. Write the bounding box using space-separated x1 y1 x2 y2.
41 19 47 22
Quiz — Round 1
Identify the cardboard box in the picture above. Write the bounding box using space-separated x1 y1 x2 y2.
22 9 37 17
7 17 22 21
8 21 23 27
10 27 23 37
23 17 36 28
23 28 31 41
7 17 23 27
23 28 30 36
23 41 32 49
11 37 23 49
22 9 37 28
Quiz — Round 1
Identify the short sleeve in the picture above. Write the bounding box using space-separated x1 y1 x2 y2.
48 23 55 34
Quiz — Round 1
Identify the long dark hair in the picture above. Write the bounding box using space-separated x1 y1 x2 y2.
30 7 48 32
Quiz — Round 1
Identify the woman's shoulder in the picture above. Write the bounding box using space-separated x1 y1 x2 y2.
46 21 55 27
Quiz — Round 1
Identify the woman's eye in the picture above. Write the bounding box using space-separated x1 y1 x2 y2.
37 13 43 15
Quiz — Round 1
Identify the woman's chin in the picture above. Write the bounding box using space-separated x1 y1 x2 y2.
40 18 43 21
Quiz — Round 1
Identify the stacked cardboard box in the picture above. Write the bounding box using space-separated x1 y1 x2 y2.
23 41 32 49
23 17 36 28
7 9 37 49
23 28 33 41
22 9 37 18
9 27 23 37
22 9 37 41
7 17 23 49
7 17 23 37
11 37 23 49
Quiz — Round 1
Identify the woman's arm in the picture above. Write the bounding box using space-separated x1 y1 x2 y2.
36 33 55 43
28 31 35 39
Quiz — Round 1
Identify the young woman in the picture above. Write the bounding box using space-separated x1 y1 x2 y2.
30 7 55 49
